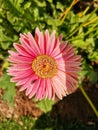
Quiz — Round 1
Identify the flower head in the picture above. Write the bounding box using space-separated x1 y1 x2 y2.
7 27 81 100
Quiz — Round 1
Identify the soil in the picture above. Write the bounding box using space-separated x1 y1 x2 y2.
51 81 98 123
0 88 43 120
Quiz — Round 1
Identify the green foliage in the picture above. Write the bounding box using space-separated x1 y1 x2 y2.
0 0 66 51
0 117 35 130
36 99 54 113
0 74 15 107
0 115 97 130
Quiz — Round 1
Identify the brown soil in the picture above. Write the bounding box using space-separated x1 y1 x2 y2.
51 80 98 123
0 88 43 120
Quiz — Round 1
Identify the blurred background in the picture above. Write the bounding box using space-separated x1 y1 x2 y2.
0 0 98 129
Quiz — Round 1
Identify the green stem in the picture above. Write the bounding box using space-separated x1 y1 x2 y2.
60 0 79 25
68 26 98 41
79 86 98 118
65 6 98 39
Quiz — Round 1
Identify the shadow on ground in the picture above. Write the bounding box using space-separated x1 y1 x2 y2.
32 82 98 130
32 112 98 130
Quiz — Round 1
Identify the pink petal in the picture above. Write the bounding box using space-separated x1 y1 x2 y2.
54 44 74 60
13 43 32 57
29 78 41 99
8 50 19 56
44 30 49 53
19 74 38 91
8 64 31 71
56 70 68 93
26 83 33 96
35 79 46 100
45 78 53 99
46 30 56 55
58 34 63 41
51 75 66 99
20 37 36 57
51 41 67 58
27 32 41 55
16 78 30 86
35 28 45 54
8 55 33 64
66 80 76 94
40 79 46 99
57 60 81 73
19 84 28 91
9 69 33 79
16 74 38 86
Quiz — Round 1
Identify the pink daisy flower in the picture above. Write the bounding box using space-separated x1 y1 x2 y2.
7 27 81 100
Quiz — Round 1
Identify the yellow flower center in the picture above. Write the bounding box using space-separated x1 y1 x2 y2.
32 55 57 78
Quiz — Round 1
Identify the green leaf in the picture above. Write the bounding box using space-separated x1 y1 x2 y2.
89 51 98 61
34 0 46 7
24 1 31 9
3 86 15 107
56 2 64 11
3 0 20 16
72 39 86 48
1 41 11 50
0 74 16 107
89 70 98 84
36 99 54 113
47 0 53 3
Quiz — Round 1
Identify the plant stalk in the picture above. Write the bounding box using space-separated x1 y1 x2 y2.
79 86 98 118
59 0 79 25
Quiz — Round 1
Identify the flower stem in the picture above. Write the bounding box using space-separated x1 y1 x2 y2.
83 16 98 27
65 6 98 40
79 86 98 118
59 0 79 25
68 25 98 41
